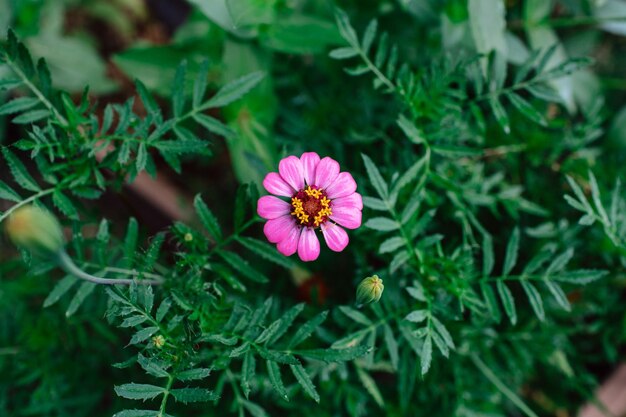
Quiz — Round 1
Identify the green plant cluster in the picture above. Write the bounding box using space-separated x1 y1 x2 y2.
1 1 625 417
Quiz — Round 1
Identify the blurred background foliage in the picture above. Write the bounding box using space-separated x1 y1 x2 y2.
1 0 626 416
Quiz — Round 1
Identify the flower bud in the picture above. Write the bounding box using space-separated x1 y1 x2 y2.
5 206 64 257
356 275 384 306
152 335 166 348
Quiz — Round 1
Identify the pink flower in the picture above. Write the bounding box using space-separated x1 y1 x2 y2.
257 152 363 262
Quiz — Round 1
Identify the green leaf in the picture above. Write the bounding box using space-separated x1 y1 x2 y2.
365 217 399 231
267 303 304 345
545 248 574 276
545 281 571 311
507 93 547 126
205 71 265 108
112 410 159 417
0 180 21 202
43 275 78 308
363 196 387 211
254 319 283 344
489 98 510 134
135 79 159 116
172 61 187 117
496 281 517 325
257 349 300 366
482 234 495 276
480 282 501 323
290 364 320 403
129 326 159 345
2 148 40 192
405 310 428 323
361 20 378 54
297 346 372 363
66 282 96 317
193 60 210 108
390 154 428 200
288 311 328 348
503 227 520 276
329 47 359 59
588 171 609 224
267 360 288 401
193 113 234 138
356 367 384 407
136 143 147 173
521 281 545 321
123 218 138 268
176 368 212 381
171 388 217 403
420 335 432 375
156 298 172 322
431 317 455 349
397 114 424 144
137 354 169 378
219 251 268 283
362 153 388 200
383 324 399 370
114 383 165 400
338 306 372 326
0 97 39 115
553 269 608 284
12 109 50 124
238 237 297 269
194 194 222 241
379 236 404 254
242 400 269 417
52 190 78 220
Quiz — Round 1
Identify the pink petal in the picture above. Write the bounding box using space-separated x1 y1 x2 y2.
300 152 320 186
325 172 357 199
321 222 349 252
297 227 320 262
332 192 363 210
257 196 291 220
263 172 294 197
314 157 340 190
279 156 305 191
264 215 296 243
277 225 301 256
330 207 362 229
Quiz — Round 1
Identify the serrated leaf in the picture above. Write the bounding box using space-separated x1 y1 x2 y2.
114 383 165 400
480 282 501 323
290 364 320 403
588 171 609 224
112 410 159 417
338 306 372 326
66 281 96 317
242 400 269 417
405 310 428 323
496 281 517 325
266 360 288 401
545 248 574 276
120 316 148 328
219 251 268 283
136 143 147 173
43 275 78 307
420 335 432 375
288 311 328 348
171 388 217 403
356 367 384 407
156 298 172 322
361 153 388 200
390 154 428 201
194 194 222 241
507 93 547 126
135 79 158 116
521 281 545 321
13 109 50 124
0 180 21 202
2 148 40 192
254 319 283 345
365 217 399 231
379 236 404 254
297 346 372 363
238 237 296 269
545 280 571 311
267 303 304 345
205 72 265 108
383 324 399 370
361 20 378 54
52 190 78 219
129 326 159 345
0 97 39 115
363 196 387 211
257 349 300 365
489 98 510 134
482 234 495 276
176 368 212 381
503 227 520 276
172 61 187 117
137 354 169 378
193 60 210 108
553 269 608 284
431 317 455 349
193 113 234 138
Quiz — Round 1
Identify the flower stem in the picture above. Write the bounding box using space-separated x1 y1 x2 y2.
57 251 164 286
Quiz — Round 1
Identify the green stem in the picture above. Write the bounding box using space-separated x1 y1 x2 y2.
0 187 55 224
158 374 175 417
470 354 539 417
58 251 164 286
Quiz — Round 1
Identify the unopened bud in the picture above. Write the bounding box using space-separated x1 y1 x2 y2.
356 275 384 306
152 335 165 348
5 206 64 257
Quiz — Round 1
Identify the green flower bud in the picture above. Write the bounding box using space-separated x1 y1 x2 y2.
5 206 64 257
356 275 384 306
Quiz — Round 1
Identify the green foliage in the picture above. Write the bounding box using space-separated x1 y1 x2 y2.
1 2 626 417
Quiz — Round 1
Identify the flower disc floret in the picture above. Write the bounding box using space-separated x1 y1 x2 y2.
257 152 363 262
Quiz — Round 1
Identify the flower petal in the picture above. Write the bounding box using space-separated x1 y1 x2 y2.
297 227 320 262
277 225 301 256
300 152 321 186
314 157 340 190
325 172 357 199
321 222 349 252
257 196 291 220
263 172 294 197
331 192 363 210
264 215 296 243
279 156 305 191
330 207 362 229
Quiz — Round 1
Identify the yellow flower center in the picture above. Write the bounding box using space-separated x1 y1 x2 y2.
291 186 332 228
